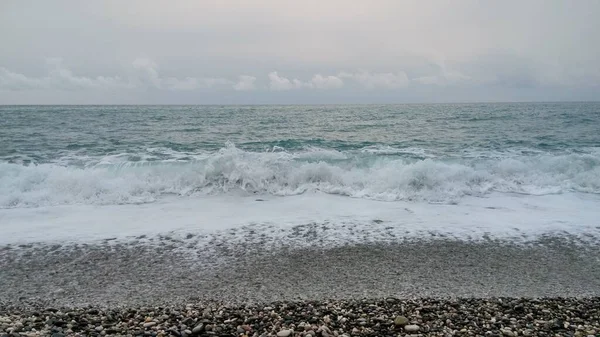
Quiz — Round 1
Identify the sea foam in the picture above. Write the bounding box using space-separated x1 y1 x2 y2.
1 144 599 208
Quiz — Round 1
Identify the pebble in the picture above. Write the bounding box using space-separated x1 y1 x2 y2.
192 323 203 333
0 298 597 336
277 329 293 337
395 315 409 326
501 328 516 337
404 324 420 332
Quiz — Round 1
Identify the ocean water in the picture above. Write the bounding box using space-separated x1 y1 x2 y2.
1 103 600 244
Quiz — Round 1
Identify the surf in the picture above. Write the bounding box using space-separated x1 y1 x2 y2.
1 144 599 208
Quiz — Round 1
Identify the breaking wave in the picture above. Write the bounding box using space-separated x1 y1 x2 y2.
1 144 599 208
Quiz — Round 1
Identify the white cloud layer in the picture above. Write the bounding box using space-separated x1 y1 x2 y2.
338 71 410 89
0 58 126 91
268 72 344 90
310 74 344 89
0 56 598 104
412 61 471 86
233 75 257 91
268 72 304 91
0 58 231 92
1 1 598 103
129 57 232 90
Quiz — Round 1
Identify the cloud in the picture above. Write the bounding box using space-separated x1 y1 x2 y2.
233 75 257 91
2 1 599 103
310 74 344 89
0 67 44 90
131 57 161 88
0 58 232 92
339 71 409 89
1 55 597 103
162 77 231 91
268 71 343 90
0 58 125 91
130 57 231 90
413 61 471 86
268 71 305 91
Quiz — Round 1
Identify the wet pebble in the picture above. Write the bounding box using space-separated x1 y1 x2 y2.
0 297 598 336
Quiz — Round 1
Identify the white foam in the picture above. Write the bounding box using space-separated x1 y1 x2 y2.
1 145 599 208
1 192 598 245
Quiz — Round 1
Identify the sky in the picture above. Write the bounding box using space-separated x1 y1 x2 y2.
1 0 599 104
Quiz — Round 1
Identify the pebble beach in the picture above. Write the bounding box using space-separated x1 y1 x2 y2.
1 298 599 336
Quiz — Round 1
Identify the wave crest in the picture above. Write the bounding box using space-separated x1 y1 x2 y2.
1 145 599 208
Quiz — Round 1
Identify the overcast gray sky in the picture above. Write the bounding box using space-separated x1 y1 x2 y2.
1 0 599 104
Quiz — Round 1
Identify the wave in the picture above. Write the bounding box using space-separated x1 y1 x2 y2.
1 144 599 208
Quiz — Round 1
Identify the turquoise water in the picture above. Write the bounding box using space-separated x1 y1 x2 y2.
1 103 599 208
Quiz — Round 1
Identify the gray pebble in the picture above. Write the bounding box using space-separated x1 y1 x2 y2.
192 323 203 333
277 329 293 337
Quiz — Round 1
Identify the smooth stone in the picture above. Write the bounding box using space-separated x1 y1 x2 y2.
395 316 409 326
502 329 516 337
143 322 157 328
404 324 420 332
192 324 204 334
277 329 293 337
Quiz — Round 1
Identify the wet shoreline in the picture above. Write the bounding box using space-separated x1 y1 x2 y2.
2 235 600 308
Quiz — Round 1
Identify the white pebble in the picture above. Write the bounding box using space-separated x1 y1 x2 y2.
404 324 420 332
143 322 156 328
277 329 293 337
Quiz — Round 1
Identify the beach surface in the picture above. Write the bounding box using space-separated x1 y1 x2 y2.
2 233 600 336
2 232 600 308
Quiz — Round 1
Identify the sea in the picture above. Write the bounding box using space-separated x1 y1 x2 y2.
1 103 599 245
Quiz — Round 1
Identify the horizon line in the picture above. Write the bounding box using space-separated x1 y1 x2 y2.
2 100 600 106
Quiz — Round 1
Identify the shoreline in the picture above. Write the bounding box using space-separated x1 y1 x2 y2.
2 235 600 308
2 233 600 335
